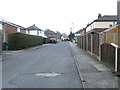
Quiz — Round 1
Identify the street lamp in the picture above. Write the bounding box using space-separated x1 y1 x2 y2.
72 22 74 33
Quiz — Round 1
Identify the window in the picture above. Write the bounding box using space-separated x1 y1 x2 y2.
17 28 20 32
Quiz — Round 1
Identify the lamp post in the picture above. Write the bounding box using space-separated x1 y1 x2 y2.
72 22 74 33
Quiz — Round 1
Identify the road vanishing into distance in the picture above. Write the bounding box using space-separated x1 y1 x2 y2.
2 42 83 88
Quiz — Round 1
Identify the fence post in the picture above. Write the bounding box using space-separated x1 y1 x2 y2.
110 43 118 72
99 33 103 61
91 34 93 55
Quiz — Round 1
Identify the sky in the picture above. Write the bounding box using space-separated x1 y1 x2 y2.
0 0 117 35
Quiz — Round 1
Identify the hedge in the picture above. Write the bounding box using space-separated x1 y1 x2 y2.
43 37 50 44
8 33 43 50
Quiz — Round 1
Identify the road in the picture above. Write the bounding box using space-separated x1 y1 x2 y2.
2 42 83 88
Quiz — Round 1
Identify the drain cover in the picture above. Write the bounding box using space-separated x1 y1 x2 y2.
34 72 61 77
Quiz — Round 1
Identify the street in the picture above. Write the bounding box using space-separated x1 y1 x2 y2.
2 42 83 88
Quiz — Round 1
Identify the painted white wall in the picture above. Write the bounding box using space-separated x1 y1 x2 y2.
17 28 20 32
0 23 2 30
29 31 37 36
86 21 117 32
27 30 47 38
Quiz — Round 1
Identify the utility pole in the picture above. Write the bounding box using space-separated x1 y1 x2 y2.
72 22 74 33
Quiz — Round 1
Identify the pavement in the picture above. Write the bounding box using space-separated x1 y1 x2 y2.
0 55 2 61
69 42 119 88
2 44 51 61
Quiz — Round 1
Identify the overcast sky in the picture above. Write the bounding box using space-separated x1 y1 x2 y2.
0 0 117 35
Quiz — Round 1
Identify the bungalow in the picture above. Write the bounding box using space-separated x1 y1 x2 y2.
26 24 47 38
0 21 26 42
86 14 117 33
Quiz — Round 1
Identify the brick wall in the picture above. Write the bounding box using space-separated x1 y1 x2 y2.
4 24 17 41
20 29 26 34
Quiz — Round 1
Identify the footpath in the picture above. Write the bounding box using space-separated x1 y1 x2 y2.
70 42 119 88
2 44 51 61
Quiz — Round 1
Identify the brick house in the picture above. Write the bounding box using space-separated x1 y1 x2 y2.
0 21 26 42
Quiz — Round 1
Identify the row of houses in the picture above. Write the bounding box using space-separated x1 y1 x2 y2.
75 14 117 36
0 21 48 43
76 12 120 73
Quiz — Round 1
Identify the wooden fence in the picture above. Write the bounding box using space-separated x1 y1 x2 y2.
93 32 100 56
101 43 115 70
77 32 120 73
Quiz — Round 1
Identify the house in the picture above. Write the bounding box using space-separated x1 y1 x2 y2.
44 29 60 39
86 14 117 33
118 0 120 24
0 21 26 42
26 24 47 38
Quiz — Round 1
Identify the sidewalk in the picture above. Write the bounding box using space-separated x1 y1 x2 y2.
0 55 2 61
2 44 51 61
70 42 119 88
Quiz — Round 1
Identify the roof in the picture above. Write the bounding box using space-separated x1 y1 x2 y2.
103 25 119 32
0 21 26 29
86 15 117 28
75 29 83 34
94 15 117 22
93 28 108 32
27 24 42 31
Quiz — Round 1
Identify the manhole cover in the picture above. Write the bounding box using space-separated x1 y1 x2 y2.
34 72 61 77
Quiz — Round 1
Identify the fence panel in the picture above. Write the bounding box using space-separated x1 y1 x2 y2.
84 35 87 50
77 36 80 47
101 43 115 70
88 34 91 52
93 33 100 56
118 48 120 73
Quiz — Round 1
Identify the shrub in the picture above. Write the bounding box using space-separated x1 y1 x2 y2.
43 37 50 44
8 33 43 50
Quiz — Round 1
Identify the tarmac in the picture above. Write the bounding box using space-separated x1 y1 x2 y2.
1 42 120 88
69 42 119 88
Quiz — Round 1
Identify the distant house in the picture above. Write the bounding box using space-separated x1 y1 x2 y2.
86 14 117 33
44 29 60 39
26 24 46 38
0 21 26 42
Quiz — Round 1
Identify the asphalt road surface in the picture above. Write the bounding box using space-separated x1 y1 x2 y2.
2 42 82 88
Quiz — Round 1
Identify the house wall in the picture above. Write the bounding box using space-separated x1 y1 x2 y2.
28 31 37 36
28 30 45 37
118 0 120 24
86 21 117 32
4 24 17 41
20 29 26 34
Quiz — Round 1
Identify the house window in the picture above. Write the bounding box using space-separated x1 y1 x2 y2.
17 28 20 32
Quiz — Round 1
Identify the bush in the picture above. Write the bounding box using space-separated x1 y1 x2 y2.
8 33 43 50
43 38 50 44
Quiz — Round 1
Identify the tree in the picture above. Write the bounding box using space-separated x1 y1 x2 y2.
69 31 75 41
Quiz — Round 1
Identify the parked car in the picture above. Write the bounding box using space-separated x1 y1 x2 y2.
50 38 57 44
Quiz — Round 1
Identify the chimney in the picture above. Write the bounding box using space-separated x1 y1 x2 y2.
98 13 102 18
117 0 120 24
